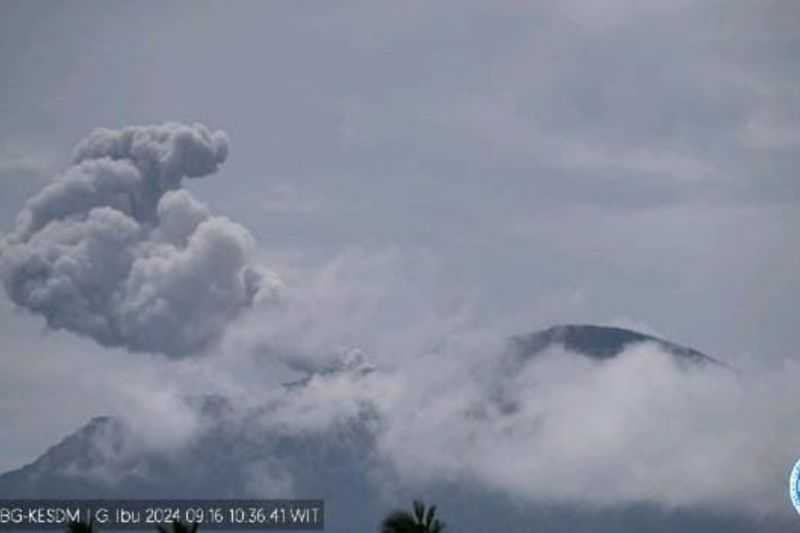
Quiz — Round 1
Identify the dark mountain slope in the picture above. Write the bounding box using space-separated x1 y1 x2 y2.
512 324 722 365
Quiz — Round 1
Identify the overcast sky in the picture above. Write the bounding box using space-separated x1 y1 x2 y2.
0 0 798 482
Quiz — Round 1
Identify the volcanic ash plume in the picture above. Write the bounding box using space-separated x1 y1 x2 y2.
0 123 279 356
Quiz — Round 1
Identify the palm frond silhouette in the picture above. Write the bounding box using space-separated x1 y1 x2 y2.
381 500 445 533
66 519 95 533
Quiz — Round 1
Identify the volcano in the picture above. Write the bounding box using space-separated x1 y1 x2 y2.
1 325 786 533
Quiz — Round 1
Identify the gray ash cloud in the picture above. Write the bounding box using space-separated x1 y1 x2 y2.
0 123 279 356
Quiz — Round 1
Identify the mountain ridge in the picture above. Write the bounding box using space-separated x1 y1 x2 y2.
0 324 724 489
512 324 722 366
2 324 773 533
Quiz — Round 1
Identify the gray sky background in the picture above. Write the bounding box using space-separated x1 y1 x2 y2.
0 0 798 479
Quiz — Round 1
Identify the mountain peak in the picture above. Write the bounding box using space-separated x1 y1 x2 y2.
511 324 720 365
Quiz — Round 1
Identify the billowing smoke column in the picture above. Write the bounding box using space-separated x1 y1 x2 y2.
0 123 279 356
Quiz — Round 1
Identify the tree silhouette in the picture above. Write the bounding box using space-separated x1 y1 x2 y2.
66 519 95 533
156 519 199 533
381 500 445 533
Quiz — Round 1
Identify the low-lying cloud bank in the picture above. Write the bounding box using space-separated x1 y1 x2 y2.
220 281 798 516
377 345 798 513
94 331 798 517
1 124 796 521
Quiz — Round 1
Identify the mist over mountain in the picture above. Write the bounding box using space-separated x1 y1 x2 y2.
0 325 792 533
